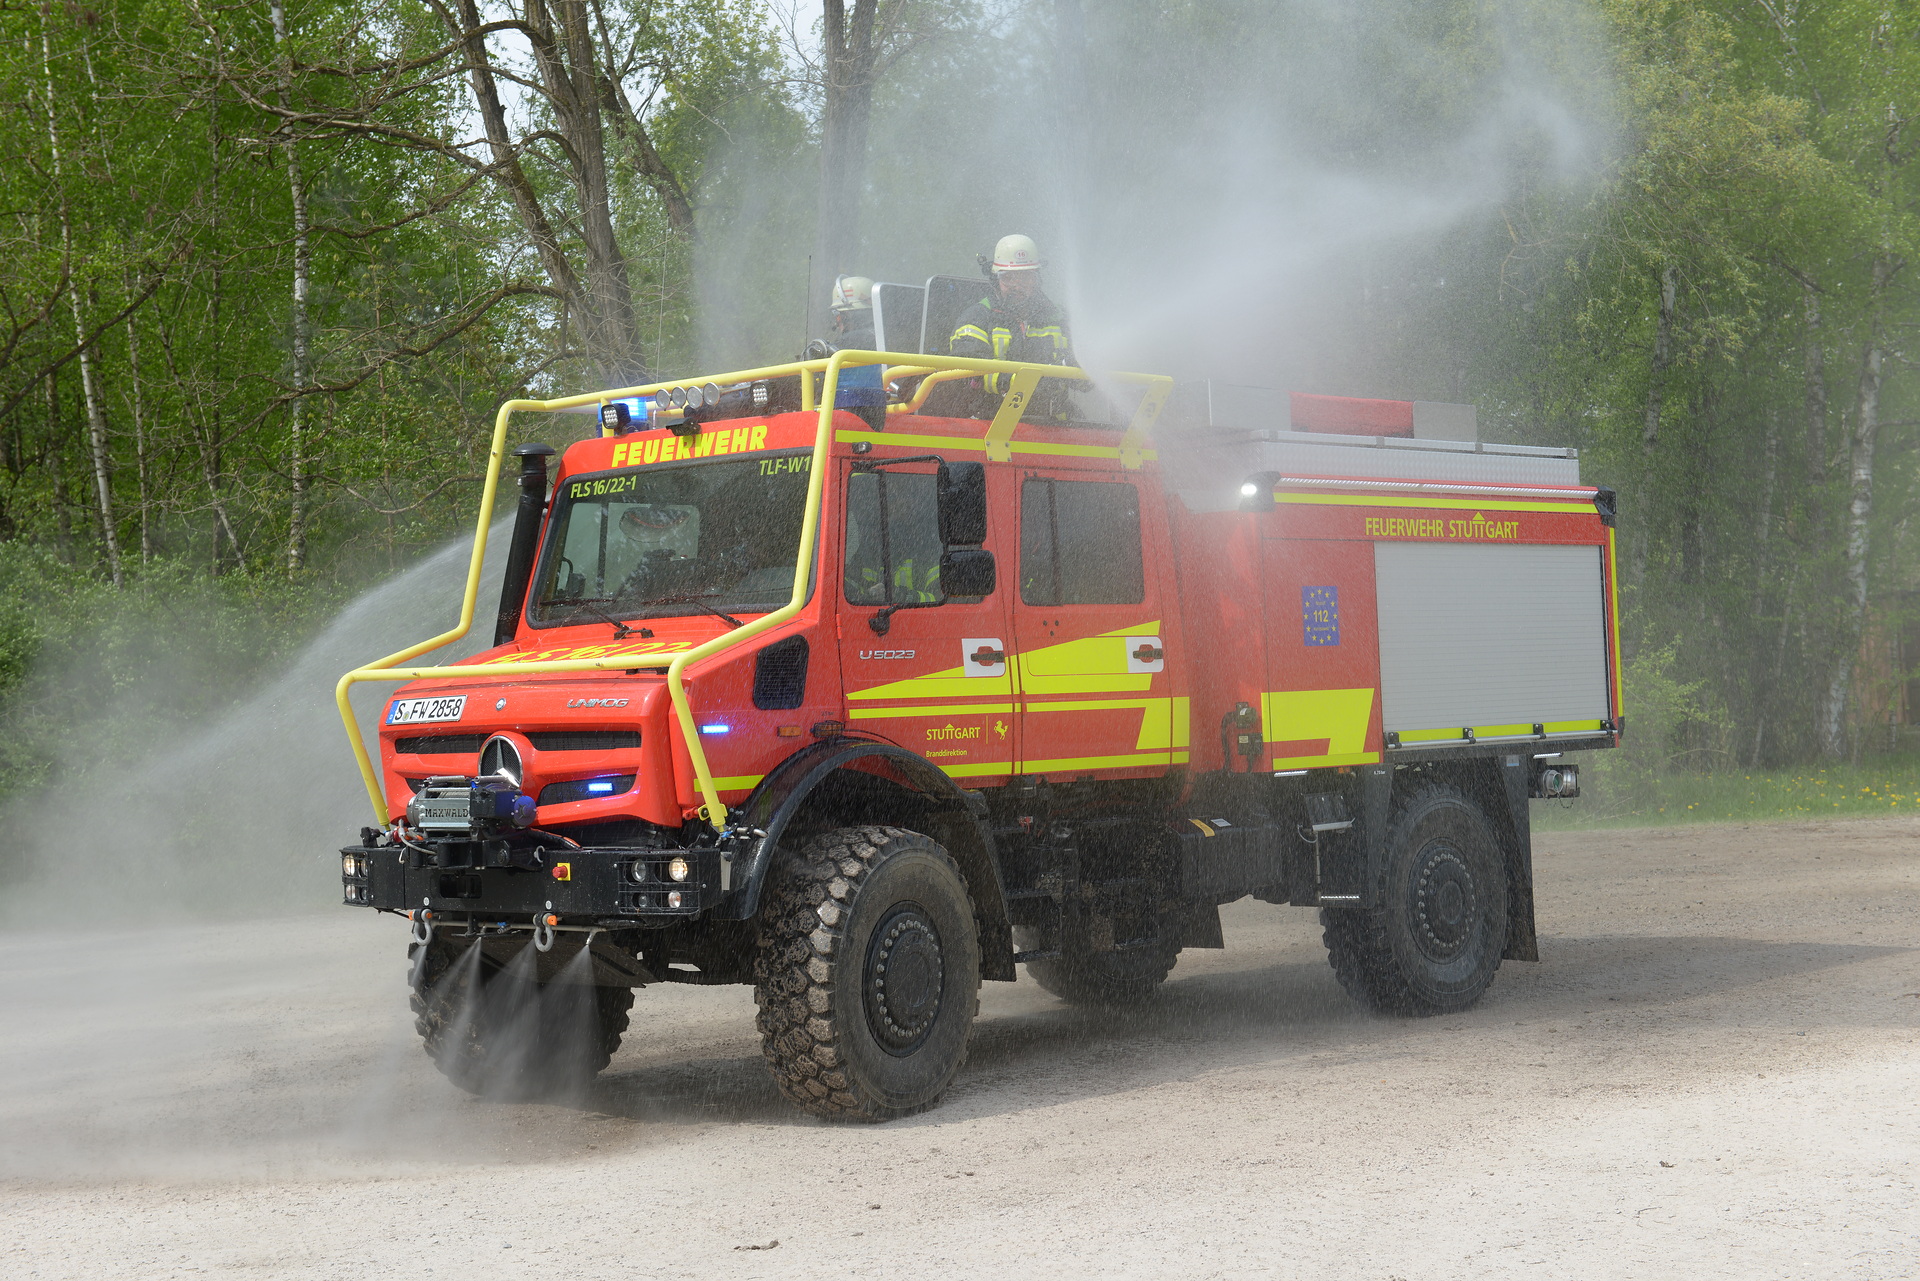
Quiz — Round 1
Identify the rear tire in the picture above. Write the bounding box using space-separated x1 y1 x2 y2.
1321 781 1507 1015
754 825 981 1120
408 938 633 1098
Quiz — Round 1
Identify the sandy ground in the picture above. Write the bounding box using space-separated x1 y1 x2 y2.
2 816 1916 1280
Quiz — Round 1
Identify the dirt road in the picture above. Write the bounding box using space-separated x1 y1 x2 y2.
3 817 1916 1279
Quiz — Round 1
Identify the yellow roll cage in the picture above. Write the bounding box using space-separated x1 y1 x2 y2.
335 351 1173 838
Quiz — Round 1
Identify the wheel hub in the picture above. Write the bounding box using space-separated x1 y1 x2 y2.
1411 842 1478 962
864 904 945 1056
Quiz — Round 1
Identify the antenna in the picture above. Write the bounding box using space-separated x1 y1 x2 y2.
803 254 813 349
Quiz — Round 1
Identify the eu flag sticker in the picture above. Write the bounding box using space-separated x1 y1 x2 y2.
1302 585 1340 646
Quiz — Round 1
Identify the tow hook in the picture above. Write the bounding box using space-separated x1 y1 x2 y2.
409 909 434 947
532 913 558 952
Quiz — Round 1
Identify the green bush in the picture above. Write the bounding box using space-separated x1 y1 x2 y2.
0 545 349 791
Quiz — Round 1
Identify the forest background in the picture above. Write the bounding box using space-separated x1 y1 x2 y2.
1 0 1915 815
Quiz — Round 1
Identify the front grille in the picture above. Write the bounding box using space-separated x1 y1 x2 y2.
394 734 485 755
537 774 637 805
527 730 641 751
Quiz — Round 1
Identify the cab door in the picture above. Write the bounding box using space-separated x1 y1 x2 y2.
1011 469 1179 779
837 460 1016 783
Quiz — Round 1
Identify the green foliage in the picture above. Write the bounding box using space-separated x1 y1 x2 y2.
1578 637 1732 811
1535 757 1920 829
0 542 350 789
0 0 1916 798
1447 0 1918 767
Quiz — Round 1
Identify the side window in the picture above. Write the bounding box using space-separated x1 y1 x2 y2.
844 471 943 605
1020 478 1144 606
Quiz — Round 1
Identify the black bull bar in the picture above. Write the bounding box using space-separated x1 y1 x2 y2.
340 842 722 923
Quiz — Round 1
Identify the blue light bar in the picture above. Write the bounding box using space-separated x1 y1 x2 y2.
699 723 730 735
586 780 615 793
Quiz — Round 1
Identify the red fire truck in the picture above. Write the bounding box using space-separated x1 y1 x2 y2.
337 351 1618 1119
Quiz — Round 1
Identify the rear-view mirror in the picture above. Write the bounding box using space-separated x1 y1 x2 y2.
939 548 996 597
937 461 987 545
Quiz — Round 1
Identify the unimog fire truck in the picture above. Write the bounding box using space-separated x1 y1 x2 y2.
336 348 1618 1119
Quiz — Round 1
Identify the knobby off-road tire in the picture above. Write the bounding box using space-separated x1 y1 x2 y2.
1017 929 1179 1007
753 825 982 1121
1321 782 1508 1015
408 939 633 1098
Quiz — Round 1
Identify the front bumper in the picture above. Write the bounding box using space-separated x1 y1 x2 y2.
340 840 719 923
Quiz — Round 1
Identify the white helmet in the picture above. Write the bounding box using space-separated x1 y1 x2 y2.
991 234 1043 273
830 275 874 311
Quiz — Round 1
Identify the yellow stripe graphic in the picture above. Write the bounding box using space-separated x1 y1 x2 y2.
1277 493 1592 514
833 429 1155 465
1262 688 1374 756
847 703 1015 719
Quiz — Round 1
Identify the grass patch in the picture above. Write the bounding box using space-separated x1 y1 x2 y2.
1534 755 1920 829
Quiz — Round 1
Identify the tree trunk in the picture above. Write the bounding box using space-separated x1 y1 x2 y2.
47 374 73 562
446 0 646 381
809 0 883 341
1051 0 1088 274
71 297 120 584
547 0 642 380
273 0 312 572
1801 277 1828 493
1630 263 1678 585
1820 257 1894 757
1642 263 1677 455
41 12 122 586
126 302 150 563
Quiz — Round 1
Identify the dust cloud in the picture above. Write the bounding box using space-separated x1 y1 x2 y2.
705 0 1611 400
0 0 1622 1192
0 519 509 922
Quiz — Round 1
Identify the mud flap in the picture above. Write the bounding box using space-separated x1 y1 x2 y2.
1496 755 1540 962
1318 766 1391 906
1168 901 1225 949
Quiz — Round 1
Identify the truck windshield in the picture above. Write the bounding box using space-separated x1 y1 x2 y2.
531 451 814 626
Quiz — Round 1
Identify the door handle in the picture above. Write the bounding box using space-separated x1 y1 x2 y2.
970 646 1005 666
1132 644 1165 663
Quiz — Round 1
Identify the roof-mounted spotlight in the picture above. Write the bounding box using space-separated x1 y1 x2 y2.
600 401 634 434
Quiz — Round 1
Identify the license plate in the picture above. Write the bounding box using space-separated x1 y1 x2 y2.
386 695 468 725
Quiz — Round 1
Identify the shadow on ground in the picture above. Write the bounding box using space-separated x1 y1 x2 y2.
579 930 1910 1129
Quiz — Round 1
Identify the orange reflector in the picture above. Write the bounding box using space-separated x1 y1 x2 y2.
551 863 571 881
777 725 802 738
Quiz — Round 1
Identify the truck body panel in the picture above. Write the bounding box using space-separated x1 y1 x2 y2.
336 352 1618 1115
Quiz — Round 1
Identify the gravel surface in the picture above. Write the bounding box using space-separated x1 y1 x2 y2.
3 817 1916 1279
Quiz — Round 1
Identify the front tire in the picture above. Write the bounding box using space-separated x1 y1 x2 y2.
408 938 633 1098
1321 781 1508 1014
754 825 981 1120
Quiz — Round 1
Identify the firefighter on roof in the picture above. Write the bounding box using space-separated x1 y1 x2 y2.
807 274 886 428
949 235 1073 393
828 275 875 351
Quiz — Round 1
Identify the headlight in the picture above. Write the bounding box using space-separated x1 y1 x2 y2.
342 854 362 878
667 856 690 883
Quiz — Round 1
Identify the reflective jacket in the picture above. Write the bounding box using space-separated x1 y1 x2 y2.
949 290 1072 392
852 558 941 604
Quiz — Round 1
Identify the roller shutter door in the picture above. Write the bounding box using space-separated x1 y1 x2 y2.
1374 542 1608 736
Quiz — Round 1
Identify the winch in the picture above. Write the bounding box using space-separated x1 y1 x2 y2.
404 773 537 839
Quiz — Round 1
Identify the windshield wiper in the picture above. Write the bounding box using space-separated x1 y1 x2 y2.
628 592 746 629
551 597 642 639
